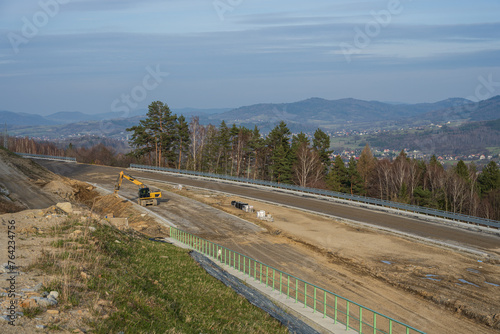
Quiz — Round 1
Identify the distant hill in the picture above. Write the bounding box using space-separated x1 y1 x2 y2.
45 111 98 124
203 97 473 132
418 95 500 124
0 110 59 126
365 118 500 156
2 96 498 138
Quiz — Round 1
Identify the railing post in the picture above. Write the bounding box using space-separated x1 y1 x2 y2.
359 307 362 333
287 276 290 298
279 272 282 294
295 279 298 303
304 283 307 308
334 296 337 324
346 301 350 330
314 287 316 313
266 267 269 287
323 291 327 318
373 313 376 334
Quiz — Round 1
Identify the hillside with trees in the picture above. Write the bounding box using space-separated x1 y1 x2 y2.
4 101 500 221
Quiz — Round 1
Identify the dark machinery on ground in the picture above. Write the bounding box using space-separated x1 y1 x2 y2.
114 171 162 206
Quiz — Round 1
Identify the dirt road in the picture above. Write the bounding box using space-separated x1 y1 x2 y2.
37 161 500 255
34 160 500 333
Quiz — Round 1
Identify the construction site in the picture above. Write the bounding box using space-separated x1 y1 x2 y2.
1 150 499 333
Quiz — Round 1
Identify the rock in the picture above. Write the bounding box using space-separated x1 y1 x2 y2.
49 291 59 300
32 296 57 307
46 309 59 315
44 181 74 200
36 324 47 329
56 202 73 214
98 219 111 227
108 217 128 229
20 298 38 309
88 226 96 232
0 315 10 321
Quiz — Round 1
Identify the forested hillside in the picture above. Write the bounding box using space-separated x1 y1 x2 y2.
4 101 500 221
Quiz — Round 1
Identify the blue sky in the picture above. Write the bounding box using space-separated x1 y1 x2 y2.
1 0 499 115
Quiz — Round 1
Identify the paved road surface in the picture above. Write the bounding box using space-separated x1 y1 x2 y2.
37 160 500 256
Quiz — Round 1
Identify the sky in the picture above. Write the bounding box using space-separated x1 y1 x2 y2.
1 0 500 116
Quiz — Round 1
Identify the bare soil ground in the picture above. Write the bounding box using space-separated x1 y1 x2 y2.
3 156 499 333
160 183 500 334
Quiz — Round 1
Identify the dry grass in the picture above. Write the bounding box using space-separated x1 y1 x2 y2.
29 218 289 333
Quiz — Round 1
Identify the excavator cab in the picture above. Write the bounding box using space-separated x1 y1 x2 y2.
138 187 151 198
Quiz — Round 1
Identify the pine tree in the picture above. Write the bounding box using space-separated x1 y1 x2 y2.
249 126 265 179
454 160 469 182
347 157 364 195
327 155 348 193
267 121 292 183
429 154 443 169
357 143 375 188
127 123 153 164
478 161 500 196
312 128 333 170
175 115 190 169
217 121 231 174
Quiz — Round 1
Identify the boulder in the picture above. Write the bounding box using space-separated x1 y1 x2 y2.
56 202 73 214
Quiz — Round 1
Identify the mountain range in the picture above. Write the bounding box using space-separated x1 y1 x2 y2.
1 95 499 135
201 97 481 132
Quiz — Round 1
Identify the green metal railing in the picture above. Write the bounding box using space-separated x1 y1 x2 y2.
169 227 426 334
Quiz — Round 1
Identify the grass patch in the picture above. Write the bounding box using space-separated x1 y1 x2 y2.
32 219 288 333
23 307 43 319
51 239 65 248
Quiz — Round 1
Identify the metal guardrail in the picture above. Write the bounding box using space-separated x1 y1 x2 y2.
170 227 426 334
130 164 500 229
17 153 76 162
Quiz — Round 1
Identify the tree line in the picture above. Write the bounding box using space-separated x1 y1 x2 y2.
125 101 499 220
6 100 500 220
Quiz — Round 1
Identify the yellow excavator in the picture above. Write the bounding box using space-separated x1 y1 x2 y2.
114 171 162 206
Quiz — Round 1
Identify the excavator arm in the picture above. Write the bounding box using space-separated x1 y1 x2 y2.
114 171 145 193
114 171 162 206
